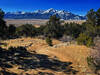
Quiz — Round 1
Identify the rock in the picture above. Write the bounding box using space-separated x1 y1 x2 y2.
81 68 87 72
86 74 92 75
13 57 18 60
53 45 57 48
96 70 100 75
14 53 20 56
8 56 12 58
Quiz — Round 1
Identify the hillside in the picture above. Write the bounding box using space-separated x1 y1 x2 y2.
0 37 95 75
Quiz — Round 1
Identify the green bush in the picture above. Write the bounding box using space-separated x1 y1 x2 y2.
0 9 8 39
44 15 63 38
87 56 96 72
77 33 93 46
16 24 36 37
46 37 53 46
36 25 46 35
8 24 16 37
64 23 82 38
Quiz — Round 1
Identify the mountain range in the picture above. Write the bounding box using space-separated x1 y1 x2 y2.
4 8 86 20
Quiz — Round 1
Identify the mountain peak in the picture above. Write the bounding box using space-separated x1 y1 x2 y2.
43 8 56 14
48 8 54 10
34 10 44 14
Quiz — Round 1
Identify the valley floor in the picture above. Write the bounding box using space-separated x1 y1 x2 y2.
5 19 86 27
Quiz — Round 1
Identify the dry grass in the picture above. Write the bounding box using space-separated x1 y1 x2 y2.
0 37 95 75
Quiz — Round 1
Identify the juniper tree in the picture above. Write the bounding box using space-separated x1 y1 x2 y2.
0 9 7 39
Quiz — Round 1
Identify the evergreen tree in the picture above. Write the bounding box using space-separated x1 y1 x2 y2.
86 9 96 26
0 9 7 39
96 8 100 26
0 9 4 19
77 33 93 46
8 24 16 37
16 24 36 37
85 9 97 37
64 23 82 38
44 15 63 38
46 37 53 46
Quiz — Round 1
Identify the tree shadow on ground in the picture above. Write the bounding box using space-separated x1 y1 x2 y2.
0 70 17 75
0 46 78 75
0 43 7 46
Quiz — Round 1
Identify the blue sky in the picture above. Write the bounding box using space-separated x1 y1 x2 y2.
0 0 100 15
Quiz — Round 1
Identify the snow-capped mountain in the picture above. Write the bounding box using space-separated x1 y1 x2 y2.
4 8 86 20
43 8 57 14
34 10 44 14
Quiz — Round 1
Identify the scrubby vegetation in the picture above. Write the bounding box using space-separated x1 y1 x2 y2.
0 9 7 39
87 36 100 75
46 37 53 46
77 33 93 47
1 8 100 44
43 15 63 38
0 8 100 46
16 24 36 37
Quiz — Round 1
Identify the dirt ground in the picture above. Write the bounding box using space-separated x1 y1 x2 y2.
0 37 95 75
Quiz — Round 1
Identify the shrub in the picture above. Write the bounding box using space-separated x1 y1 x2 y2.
0 9 8 39
87 56 96 72
16 24 36 37
77 33 93 46
8 24 16 38
36 25 46 36
60 35 73 42
43 15 63 38
64 23 82 38
87 37 100 74
87 55 100 74
46 37 53 46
